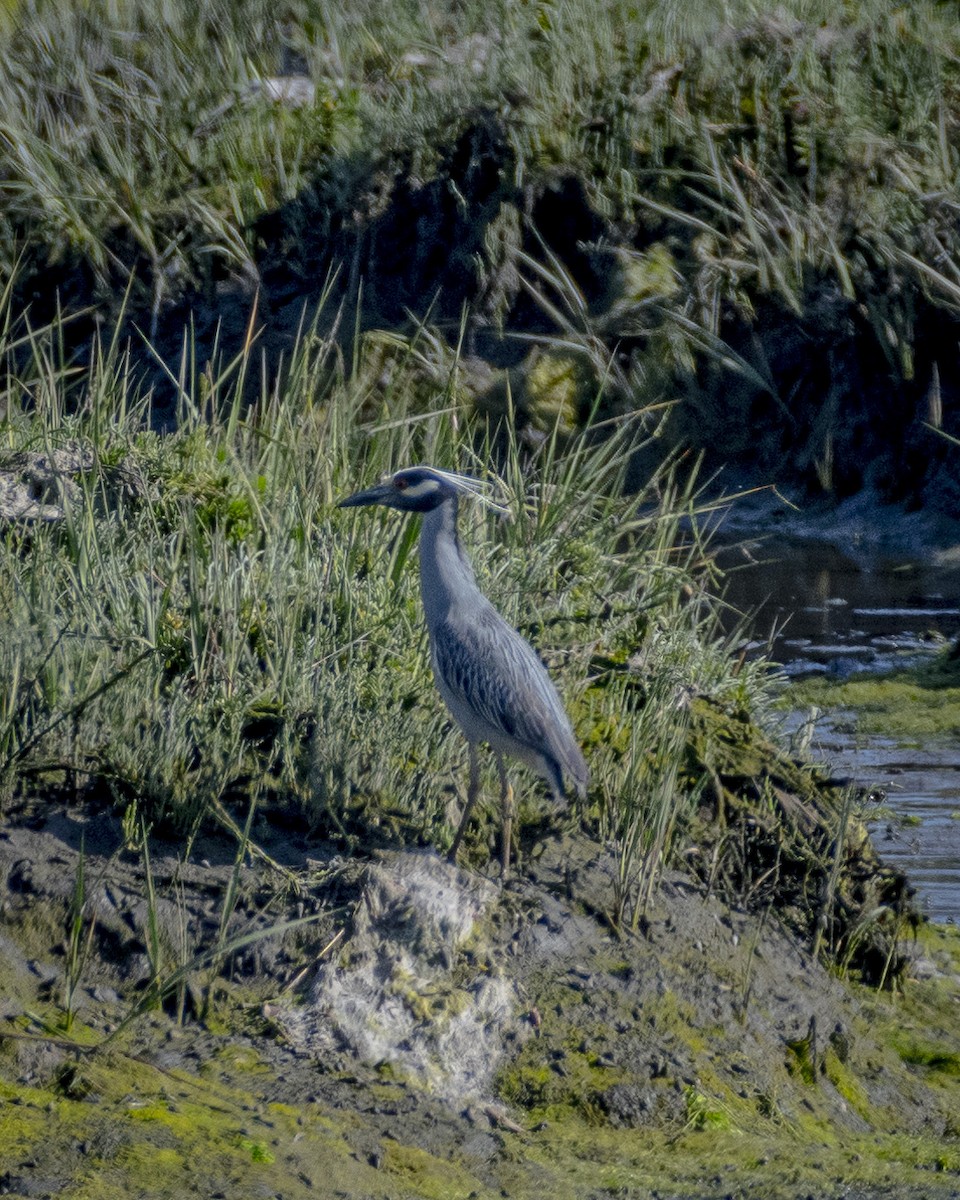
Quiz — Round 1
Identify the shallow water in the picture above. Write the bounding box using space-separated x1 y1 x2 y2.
718 537 960 676
785 713 960 922
718 536 960 921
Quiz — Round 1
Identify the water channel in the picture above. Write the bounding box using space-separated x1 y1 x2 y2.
717 534 960 922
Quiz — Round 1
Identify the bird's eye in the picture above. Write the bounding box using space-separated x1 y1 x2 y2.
395 477 408 490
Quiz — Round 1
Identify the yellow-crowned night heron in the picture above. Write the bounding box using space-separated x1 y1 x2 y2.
338 466 588 875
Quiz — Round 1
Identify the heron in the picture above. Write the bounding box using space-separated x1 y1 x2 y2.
338 465 588 876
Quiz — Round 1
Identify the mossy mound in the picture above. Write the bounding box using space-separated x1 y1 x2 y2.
0 796 958 1198
683 696 913 985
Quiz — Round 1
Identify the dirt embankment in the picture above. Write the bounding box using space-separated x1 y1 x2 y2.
2 797 960 1200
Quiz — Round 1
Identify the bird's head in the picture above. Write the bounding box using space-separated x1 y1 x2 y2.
337 466 498 514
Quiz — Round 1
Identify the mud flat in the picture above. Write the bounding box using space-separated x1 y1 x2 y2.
2 796 960 1200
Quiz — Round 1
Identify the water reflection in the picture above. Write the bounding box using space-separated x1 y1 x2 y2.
717 536 960 921
718 537 960 675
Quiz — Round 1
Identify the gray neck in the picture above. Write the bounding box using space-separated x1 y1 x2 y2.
418 495 479 628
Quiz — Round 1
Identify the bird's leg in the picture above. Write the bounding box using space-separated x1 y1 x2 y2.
448 742 480 865
497 752 515 879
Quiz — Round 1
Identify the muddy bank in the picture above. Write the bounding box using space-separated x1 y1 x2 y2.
2 799 960 1199
712 485 960 569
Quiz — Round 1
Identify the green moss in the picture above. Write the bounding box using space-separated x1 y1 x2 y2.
519 1117 960 1200
112 1144 189 1173
4 1002 960 1200
496 981 628 1120
382 964 475 1026
0 1022 407 1199
521 350 588 435
875 1134 960 1173
206 1043 270 1074
784 664 960 739
497 1046 623 1121
497 1061 555 1109
647 989 711 1057
683 1086 737 1131
382 1142 483 1199
238 1137 275 1163
892 1038 960 1075
822 1049 872 1119
0 1084 75 1159
487 915 960 1196
785 1034 816 1085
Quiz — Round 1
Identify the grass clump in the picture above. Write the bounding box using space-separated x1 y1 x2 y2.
0 280 916 980
0 291 735 881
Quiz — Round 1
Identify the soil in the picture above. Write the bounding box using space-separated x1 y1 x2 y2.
2 797 960 1199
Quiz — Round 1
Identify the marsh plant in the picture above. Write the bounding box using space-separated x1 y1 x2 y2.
61 835 96 1032
3 0 958 316
0 283 773 925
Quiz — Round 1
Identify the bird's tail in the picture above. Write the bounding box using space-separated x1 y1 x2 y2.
566 746 589 800
549 744 588 801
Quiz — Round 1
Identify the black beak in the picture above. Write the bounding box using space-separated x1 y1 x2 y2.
336 482 393 508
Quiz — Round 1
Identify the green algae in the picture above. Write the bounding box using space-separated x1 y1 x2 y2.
0 1025 411 1199
382 1142 489 1200
518 1118 960 1200
2 847 960 1199
202 1042 270 1075
784 655 960 740
497 1044 625 1121
3 973 960 1200
894 1040 960 1074
237 1137 275 1163
683 1085 738 1132
487 910 960 1197
821 1048 872 1120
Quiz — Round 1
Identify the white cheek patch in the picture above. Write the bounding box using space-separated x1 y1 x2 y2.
399 480 439 500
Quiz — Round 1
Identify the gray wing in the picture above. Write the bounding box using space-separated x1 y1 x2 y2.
431 602 587 795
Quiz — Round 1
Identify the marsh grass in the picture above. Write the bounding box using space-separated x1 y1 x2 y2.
61 833 97 1032
606 690 697 931
2 0 959 336
0 275 769 922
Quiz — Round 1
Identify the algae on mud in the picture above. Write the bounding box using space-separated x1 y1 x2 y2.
2 813 960 1200
786 653 960 741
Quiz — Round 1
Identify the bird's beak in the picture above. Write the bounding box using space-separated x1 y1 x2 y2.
336 481 393 509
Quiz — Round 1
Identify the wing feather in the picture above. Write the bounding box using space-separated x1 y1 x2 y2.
431 603 587 794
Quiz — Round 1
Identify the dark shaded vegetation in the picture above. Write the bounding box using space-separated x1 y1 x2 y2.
1 0 959 504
